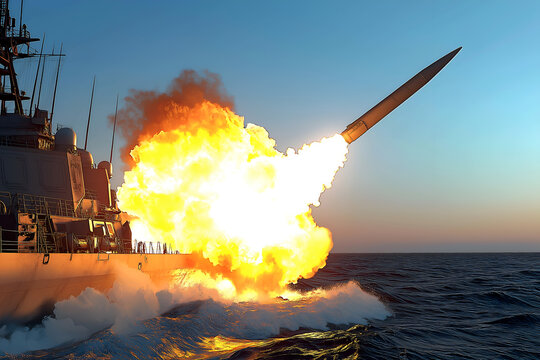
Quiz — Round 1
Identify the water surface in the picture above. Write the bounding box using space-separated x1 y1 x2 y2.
1 253 538 359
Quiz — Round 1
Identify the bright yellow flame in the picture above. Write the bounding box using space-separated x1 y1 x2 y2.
117 101 348 299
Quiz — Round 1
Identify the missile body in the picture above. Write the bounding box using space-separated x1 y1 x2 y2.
341 47 461 144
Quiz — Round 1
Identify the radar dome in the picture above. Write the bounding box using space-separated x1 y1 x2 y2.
55 127 77 151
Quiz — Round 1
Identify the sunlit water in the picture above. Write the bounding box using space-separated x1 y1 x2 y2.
1 253 538 359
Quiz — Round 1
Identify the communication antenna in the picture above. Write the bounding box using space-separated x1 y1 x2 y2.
110 93 119 163
29 33 44 116
84 76 95 150
18 0 23 37
36 44 51 109
50 43 62 123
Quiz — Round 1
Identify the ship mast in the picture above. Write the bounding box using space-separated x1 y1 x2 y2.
0 0 38 115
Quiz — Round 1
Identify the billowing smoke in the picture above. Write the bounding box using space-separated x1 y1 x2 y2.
112 70 235 165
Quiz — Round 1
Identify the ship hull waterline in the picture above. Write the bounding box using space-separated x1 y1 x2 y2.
0 253 199 324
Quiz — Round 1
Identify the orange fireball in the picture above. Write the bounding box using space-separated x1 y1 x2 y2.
117 100 348 299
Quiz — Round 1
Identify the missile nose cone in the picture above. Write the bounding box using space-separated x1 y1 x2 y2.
420 46 462 81
451 47 462 56
442 47 462 65
444 47 463 65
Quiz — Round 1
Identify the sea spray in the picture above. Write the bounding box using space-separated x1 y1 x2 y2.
0 264 389 355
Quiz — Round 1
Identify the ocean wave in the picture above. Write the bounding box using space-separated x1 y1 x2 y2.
0 269 389 356
476 291 534 307
485 313 540 326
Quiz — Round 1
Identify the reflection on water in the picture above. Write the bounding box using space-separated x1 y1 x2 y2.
1 253 539 359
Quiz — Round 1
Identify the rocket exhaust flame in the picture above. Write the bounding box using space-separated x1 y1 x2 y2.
118 98 348 300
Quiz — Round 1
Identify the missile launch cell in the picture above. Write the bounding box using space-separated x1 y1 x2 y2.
341 47 462 144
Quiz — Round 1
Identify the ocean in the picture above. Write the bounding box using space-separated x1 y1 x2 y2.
1 253 538 359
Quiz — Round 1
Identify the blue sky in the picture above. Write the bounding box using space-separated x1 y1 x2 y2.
15 0 540 251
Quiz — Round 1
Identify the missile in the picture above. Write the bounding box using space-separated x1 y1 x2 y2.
341 47 461 144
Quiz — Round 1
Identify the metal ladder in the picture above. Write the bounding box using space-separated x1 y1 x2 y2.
36 215 57 253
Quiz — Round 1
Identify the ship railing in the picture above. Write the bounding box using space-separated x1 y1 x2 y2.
0 192 75 217
6 193 75 217
9 27 31 39
0 226 68 253
0 227 15 252
134 240 174 254
0 227 134 254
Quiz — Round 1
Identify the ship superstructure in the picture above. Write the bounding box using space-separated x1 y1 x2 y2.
0 0 132 255
0 1 193 325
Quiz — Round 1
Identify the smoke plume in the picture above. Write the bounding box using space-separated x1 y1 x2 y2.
112 70 235 165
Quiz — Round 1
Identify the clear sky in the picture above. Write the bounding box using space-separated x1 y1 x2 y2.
15 0 540 252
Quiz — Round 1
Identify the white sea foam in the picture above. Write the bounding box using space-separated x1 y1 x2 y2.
0 265 390 354
193 281 391 339
0 265 163 354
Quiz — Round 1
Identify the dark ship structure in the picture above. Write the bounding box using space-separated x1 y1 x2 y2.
0 0 192 325
0 25 130 255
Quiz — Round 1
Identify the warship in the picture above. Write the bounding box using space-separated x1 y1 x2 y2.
0 1 194 325
0 1 460 325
